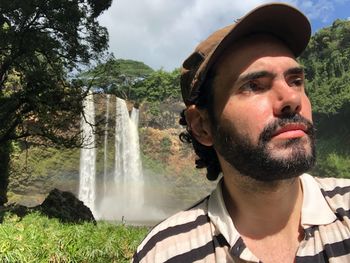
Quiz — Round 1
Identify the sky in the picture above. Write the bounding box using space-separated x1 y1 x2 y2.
98 0 350 71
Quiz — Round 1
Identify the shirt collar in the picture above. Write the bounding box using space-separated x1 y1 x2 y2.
208 179 240 246
300 173 336 226
208 174 336 246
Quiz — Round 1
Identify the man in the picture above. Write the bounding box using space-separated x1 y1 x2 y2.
133 3 350 263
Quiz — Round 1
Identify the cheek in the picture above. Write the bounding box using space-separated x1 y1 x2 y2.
220 99 270 141
243 97 271 125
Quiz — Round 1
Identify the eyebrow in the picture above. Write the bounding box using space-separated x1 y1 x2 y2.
236 70 275 84
236 66 304 84
284 66 304 76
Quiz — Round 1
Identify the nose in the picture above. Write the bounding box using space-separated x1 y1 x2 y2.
272 80 302 117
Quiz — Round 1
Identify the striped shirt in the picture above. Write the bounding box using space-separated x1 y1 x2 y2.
133 174 350 262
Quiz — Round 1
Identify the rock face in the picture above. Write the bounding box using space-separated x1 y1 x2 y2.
37 188 95 223
2 188 95 224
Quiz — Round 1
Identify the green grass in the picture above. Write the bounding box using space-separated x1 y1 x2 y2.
312 137 350 179
0 211 149 262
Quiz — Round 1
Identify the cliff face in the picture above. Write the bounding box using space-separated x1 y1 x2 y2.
8 94 217 211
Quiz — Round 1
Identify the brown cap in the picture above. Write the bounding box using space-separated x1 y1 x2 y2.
181 3 311 106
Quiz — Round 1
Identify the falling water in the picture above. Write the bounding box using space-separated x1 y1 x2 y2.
129 107 144 205
79 95 165 223
114 98 144 208
78 92 96 215
115 98 130 182
103 94 110 195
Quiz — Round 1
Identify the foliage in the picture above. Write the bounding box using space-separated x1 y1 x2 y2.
81 63 182 128
81 60 182 112
0 0 111 144
317 153 350 179
80 58 154 99
134 68 182 128
160 136 172 153
9 147 79 201
0 0 112 204
0 141 11 205
298 19 350 178
312 134 350 179
139 127 217 204
133 68 181 103
0 211 148 262
300 19 350 114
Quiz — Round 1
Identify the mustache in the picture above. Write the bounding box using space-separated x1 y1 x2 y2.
259 114 315 143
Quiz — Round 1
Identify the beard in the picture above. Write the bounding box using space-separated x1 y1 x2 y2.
213 114 316 182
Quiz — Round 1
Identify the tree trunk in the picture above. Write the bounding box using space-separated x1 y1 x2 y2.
0 141 11 206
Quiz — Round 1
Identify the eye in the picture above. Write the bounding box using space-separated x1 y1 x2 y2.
240 80 265 93
289 76 304 87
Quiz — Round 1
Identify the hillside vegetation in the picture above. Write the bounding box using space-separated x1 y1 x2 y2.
299 19 350 178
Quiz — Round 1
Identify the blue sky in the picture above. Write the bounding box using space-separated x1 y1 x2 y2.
298 0 350 32
98 0 350 71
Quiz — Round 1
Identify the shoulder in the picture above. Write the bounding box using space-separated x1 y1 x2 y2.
314 176 350 211
314 176 350 194
133 196 213 263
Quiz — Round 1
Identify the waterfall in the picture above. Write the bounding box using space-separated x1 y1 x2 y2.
114 98 144 208
78 92 96 215
129 107 144 205
130 107 143 182
79 94 149 222
103 94 110 195
115 98 130 182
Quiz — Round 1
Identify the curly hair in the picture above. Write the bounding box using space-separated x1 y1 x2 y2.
179 71 221 181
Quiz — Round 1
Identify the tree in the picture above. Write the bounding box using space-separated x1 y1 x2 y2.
299 19 350 115
299 19 350 140
132 68 181 104
80 58 154 99
81 61 182 128
299 19 350 178
0 0 112 205
133 68 182 128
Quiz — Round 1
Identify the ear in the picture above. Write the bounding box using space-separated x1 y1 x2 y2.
185 105 213 146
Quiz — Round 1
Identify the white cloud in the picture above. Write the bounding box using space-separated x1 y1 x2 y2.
297 0 334 23
98 0 274 70
97 0 343 71
295 0 350 24
334 0 350 4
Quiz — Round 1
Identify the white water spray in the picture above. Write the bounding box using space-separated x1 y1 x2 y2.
80 95 167 223
114 98 144 208
103 94 110 195
78 92 96 215
128 106 144 204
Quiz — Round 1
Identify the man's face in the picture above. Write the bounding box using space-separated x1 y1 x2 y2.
210 35 315 181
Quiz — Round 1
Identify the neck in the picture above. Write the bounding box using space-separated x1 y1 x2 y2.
222 172 303 238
